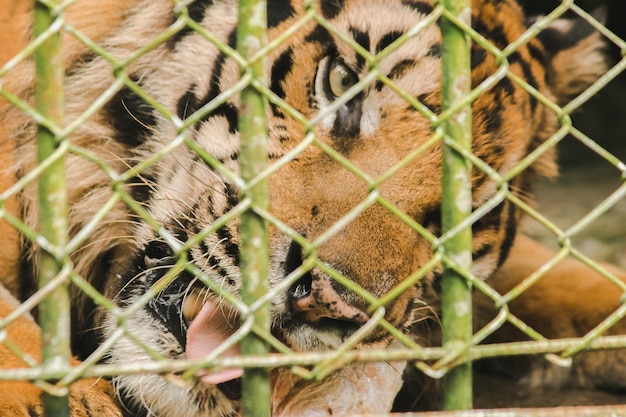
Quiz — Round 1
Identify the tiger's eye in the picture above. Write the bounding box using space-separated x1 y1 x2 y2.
328 63 358 97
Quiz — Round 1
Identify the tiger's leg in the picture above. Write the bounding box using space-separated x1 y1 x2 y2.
0 285 124 417
476 234 626 391
0 155 122 414
0 68 120 417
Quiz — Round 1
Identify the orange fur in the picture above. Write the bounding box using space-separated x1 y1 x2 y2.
489 235 626 339
0 0 26 295
0 4 121 414
0 0 29 67
0 137 20 295
476 235 626 390
0 286 122 416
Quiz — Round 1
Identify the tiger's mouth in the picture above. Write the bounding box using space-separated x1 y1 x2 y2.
286 269 370 326
183 291 243 384
271 240 373 349
273 267 372 350
143 238 383 384
179 263 375 370
180 266 372 360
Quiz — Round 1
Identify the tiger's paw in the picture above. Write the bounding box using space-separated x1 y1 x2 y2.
0 285 122 417
0 378 122 417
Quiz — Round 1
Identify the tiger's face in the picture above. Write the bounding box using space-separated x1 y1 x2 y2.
4 0 606 416
107 1 446 364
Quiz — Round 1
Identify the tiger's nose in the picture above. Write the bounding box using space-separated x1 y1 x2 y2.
289 267 369 325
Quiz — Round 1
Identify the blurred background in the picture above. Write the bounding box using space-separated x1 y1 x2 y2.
517 0 626 270
522 0 626 164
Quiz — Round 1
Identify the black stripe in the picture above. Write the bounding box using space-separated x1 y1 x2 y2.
376 59 416 91
470 46 486 69
498 75 515 98
172 226 190 245
349 27 370 70
168 0 215 48
509 51 538 111
271 47 294 99
208 255 232 278
204 393 219 412
65 51 97 77
427 43 441 58
186 30 239 131
217 226 240 266
208 29 238 100
17 238 36 303
470 201 502 247
431 271 442 293
176 84 201 119
388 59 416 80
305 24 333 48
80 396 93 417
320 0 345 19
483 107 502 137
199 239 212 260
472 20 508 50
470 171 487 191
472 243 493 261
104 76 158 147
422 208 441 234
224 182 239 209
128 174 155 203
207 103 239 134
401 0 434 15
497 200 517 268
526 41 546 65
27 405 39 417
416 93 441 115
482 95 503 134
267 0 295 28
272 104 286 118
375 31 403 54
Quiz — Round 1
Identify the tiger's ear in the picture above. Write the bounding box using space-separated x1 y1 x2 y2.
532 9 608 106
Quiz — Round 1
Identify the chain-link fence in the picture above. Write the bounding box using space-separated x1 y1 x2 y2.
0 0 625 416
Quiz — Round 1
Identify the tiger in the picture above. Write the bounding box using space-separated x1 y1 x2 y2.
0 0 623 416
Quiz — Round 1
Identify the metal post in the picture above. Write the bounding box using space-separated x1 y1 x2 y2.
237 1 271 416
33 0 70 416
440 0 473 411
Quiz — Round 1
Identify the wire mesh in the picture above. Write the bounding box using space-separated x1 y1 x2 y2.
0 0 624 416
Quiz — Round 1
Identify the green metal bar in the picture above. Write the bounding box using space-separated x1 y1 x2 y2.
237 1 271 417
439 0 473 411
33 0 70 416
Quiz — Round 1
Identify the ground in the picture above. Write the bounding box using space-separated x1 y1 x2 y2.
475 152 626 408
526 159 626 270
